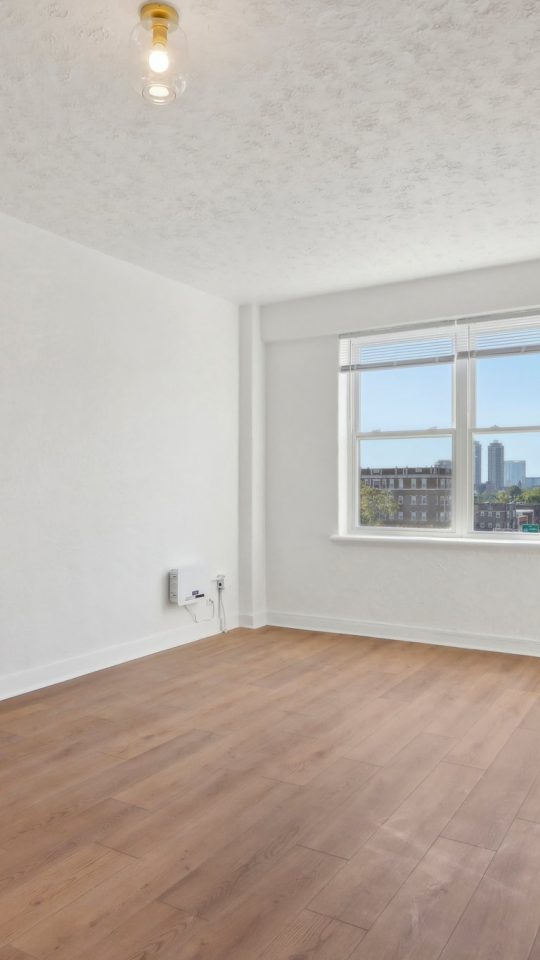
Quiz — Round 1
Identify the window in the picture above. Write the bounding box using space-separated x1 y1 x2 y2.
471 321 540 534
340 314 540 538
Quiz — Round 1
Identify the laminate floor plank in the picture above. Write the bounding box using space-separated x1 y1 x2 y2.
521 698 540 733
258 909 365 960
0 798 145 897
342 690 447 766
0 705 116 742
0 842 133 943
442 727 540 849
0 741 120 814
446 688 539 769
0 947 34 960
14 844 342 960
269 668 400 722
300 732 454 859
423 673 505 739
309 760 482 929
0 775 147 849
168 845 345 960
73 901 201 960
97 710 214 761
105 772 295 860
158 762 375 921
60 728 221 810
110 732 247 810
346 837 493 960
256 733 345 786
12 846 202 960
1 797 146 865
440 818 540 960
528 927 540 960
518 772 540 824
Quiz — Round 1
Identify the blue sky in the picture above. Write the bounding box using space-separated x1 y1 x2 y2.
359 355 540 478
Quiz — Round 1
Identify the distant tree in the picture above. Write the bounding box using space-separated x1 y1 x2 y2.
495 490 510 503
519 487 540 503
360 483 397 526
507 485 523 499
478 491 496 503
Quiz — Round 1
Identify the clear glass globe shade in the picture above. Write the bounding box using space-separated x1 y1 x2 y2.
130 15 188 105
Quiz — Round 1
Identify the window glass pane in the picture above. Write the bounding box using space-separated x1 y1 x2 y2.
359 364 453 432
358 437 453 529
473 432 540 534
475 354 540 428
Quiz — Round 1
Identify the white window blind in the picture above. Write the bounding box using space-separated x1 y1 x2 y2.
339 325 456 373
466 316 540 359
340 312 540 372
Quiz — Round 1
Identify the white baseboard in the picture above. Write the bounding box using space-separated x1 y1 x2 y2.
6 608 536 702
0 615 239 702
265 610 540 659
238 612 269 629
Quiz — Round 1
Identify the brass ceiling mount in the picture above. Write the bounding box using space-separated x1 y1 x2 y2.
139 3 180 29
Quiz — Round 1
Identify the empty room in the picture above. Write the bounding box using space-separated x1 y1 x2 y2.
2 1 540 958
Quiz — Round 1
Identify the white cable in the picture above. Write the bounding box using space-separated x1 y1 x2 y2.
185 582 226 633
218 589 227 633
184 597 215 624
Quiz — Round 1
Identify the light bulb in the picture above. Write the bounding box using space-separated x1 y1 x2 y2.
149 43 169 74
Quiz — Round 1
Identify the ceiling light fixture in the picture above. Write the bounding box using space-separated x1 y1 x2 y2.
131 3 188 105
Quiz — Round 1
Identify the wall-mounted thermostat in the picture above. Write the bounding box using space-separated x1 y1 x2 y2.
168 564 210 607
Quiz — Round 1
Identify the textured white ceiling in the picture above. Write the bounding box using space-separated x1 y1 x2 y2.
1 1 540 302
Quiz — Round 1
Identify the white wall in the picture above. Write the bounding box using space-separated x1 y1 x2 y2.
261 257 540 342
263 272 540 656
0 213 239 699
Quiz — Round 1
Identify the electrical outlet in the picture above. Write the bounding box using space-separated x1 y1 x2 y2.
216 575 225 591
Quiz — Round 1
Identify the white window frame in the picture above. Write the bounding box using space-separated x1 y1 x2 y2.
339 311 540 543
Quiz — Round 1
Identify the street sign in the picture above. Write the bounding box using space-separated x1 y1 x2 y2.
522 524 540 533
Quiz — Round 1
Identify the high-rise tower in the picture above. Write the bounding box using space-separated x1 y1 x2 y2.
474 441 482 490
504 460 526 487
488 441 505 491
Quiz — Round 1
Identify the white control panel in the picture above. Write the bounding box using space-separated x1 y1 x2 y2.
168 564 210 607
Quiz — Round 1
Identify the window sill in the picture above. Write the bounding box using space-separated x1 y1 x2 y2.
331 533 540 547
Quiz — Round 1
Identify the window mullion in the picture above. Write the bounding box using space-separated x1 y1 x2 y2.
455 354 470 536
349 371 359 532
355 429 454 440
472 424 540 435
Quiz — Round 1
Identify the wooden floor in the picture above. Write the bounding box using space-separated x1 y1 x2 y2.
3 629 540 960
